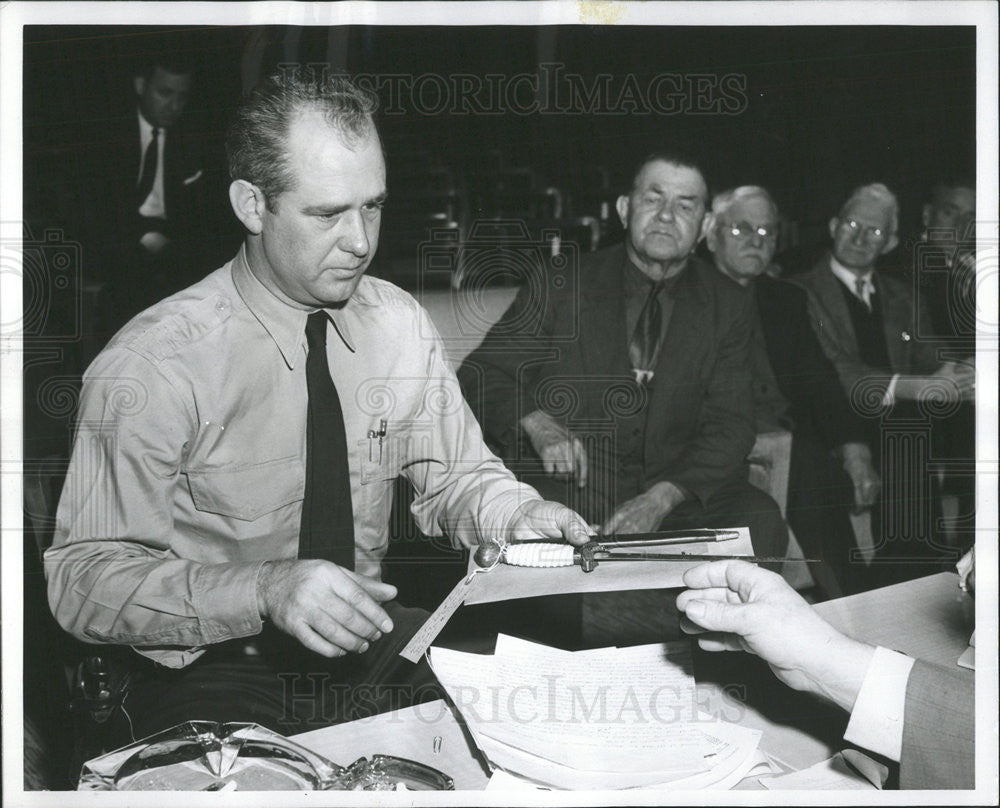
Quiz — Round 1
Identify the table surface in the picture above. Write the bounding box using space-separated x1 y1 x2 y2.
291 572 974 791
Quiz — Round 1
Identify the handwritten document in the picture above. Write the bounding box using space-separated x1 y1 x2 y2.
429 635 761 790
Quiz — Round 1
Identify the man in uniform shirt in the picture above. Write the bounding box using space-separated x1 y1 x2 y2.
45 72 591 743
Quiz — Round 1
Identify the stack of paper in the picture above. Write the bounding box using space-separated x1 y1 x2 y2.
428 635 761 790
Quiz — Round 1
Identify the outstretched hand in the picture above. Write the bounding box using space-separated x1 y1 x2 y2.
676 560 874 712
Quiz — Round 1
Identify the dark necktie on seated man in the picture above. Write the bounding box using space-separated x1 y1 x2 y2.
628 279 664 386
136 127 160 208
299 311 356 569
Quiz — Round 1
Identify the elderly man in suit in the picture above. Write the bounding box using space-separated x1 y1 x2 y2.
705 186 881 597
790 183 974 586
458 153 788 561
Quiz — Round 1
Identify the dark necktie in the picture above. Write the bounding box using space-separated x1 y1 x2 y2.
854 276 871 311
136 127 159 207
299 312 356 570
628 280 663 384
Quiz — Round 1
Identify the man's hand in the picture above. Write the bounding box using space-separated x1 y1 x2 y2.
839 442 881 511
676 560 875 712
256 560 396 658
139 231 171 254
520 410 588 488
897 361 975 404
507 499 593 546
600 481 686 535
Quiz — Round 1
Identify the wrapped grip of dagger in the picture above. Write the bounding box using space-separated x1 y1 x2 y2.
474 529 755 573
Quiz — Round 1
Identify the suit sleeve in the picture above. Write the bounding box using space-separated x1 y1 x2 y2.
899 660 975 789
775 282 868 449
457 282 557 453
650 286 756 502
792 277 895 404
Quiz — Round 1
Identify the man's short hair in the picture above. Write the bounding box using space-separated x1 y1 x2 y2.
626 150 708 197
836 183 900 234
710 185 778 219
226 71 378 208
929 178 976 205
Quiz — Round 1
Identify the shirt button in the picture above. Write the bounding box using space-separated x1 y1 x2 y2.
216 300 227 312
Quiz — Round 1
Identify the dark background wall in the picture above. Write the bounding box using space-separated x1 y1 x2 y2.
24 24 975 257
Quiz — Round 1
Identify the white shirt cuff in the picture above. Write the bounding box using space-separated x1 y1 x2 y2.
843 646 915 761
881 373 900 407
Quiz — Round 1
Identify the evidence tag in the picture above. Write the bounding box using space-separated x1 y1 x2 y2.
399 573 481 663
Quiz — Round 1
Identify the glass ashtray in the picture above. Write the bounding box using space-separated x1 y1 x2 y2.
77 721 454 791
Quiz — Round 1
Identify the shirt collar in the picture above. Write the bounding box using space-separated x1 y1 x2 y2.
137 110 160 141
624 254 686 297
829 255 875 293
231 245 357 370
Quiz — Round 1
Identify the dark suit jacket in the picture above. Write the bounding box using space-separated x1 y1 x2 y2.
458 244 756 506
789 254 941 402
66 108 231 284
900 660 974 789
753 276 867 450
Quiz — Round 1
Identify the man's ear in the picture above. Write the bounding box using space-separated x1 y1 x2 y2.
700 211 715 245
703 213 718 251
921 203 932 229
828 216 839 240
133 76 146 98
229 180 266 235
615 194 630 228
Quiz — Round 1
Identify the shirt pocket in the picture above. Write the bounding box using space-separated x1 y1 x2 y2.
358 432 407 485
185 456 304 521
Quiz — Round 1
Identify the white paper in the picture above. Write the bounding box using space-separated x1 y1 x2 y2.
429 636 761 790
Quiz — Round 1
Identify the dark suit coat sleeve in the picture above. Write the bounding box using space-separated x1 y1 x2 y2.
899 660 974 789
648 268 756 502
757 278 868 449
457 280 556 452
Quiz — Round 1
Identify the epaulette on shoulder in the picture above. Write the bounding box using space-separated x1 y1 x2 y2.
354 274 418 309
114 293 235 364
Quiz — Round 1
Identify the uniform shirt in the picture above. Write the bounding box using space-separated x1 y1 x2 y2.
45 247 540 669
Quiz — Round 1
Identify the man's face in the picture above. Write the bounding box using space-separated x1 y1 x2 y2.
923 186 975 241
135 67 192 129
617 161 707 275
828 196 897 272
706 195 779 285
254 109 385 308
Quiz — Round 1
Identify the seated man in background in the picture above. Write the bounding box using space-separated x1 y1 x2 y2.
705 186 881 597
677 559 974 790
913 180 977 547
45 72 591 747
458 153 787 562
790 183 974 587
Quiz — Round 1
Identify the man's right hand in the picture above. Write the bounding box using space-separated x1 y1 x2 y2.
676 560 875 713
520 409 588 487
256 560 396 658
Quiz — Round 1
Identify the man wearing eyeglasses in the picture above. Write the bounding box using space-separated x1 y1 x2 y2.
705 186 880 598
790 183 974 587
